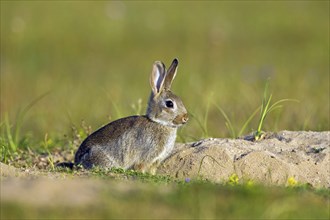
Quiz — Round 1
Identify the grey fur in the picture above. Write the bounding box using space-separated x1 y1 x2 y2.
74 59 188 173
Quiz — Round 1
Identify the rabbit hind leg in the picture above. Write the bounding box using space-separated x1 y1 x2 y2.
86 146 120 169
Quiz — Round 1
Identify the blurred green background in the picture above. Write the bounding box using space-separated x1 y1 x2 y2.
1 1 329 142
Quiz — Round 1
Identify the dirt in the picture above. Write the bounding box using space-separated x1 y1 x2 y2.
158 130 330 188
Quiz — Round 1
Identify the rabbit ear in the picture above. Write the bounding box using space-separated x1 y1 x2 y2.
150 61 166 95
164 58 178 90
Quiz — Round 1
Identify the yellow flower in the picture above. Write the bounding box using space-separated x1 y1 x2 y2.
287 177 298 186
229 173 239 185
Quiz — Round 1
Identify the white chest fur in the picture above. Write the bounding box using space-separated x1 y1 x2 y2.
152 129 177 163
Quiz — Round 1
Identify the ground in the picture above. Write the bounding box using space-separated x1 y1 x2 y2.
1 131 329 219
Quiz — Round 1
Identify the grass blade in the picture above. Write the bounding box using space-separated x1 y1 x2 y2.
189 112 208 138
4 113 16 152
267 99 299 114
238 106 260 137
14 91 52 145
213 103 235 138
257 93 272 134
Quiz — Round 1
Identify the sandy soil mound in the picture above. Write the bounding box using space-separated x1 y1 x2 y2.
159 131 329 187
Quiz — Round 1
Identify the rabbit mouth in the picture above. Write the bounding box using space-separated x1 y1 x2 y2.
172 113 189 126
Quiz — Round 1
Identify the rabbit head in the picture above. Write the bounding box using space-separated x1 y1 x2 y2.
146 58 188 128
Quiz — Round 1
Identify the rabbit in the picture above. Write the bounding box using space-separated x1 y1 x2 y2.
74 58 188 174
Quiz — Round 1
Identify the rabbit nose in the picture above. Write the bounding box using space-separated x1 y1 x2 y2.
182 113 189 124
173 113 189 125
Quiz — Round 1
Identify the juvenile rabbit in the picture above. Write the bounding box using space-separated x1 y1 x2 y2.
74 58 188 173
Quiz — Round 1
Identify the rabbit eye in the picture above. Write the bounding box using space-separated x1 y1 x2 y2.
165 100 174 108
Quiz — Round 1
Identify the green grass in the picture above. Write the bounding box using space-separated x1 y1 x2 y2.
1 1 329 144
254 81 299 140
2 180 329 219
